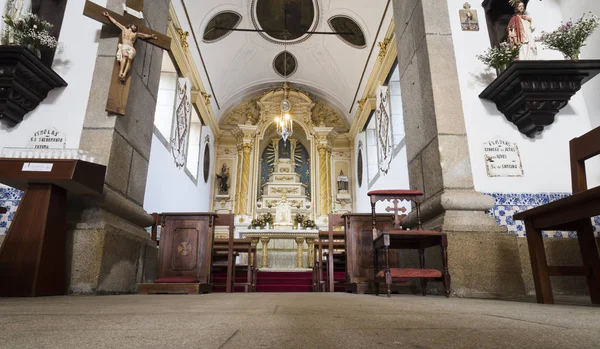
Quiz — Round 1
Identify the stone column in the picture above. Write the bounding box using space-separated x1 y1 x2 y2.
70 0 169 294
238 143 253 215
260 237 270 269
296 237 305 268
234 144 243 213
317 144 328 215
391 0 524 297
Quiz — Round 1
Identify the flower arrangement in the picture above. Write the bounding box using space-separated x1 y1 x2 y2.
249 218 265 229
261 213 274 227
477 41 520 72
302 219 317 230
2 13 59 58
537 13 599 60
293 213 305 227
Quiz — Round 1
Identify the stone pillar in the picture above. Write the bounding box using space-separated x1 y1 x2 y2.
70 0 169 294
238 143 253 215
392 0 524 297
234 144 243 213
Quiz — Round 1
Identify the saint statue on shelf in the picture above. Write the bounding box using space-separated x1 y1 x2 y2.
2 0 32 45
507 0 538 60
275 193 292 224
216 164 229 194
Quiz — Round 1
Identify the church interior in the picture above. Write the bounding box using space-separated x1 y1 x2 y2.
0 0 600 347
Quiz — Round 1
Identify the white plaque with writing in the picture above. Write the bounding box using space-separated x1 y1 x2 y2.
483 140 524 177
28 128 66 149
22 163 54 172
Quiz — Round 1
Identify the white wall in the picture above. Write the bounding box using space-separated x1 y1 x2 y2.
354 131 411 214
144 125 214 213
0 0 105 151
447 0 600 194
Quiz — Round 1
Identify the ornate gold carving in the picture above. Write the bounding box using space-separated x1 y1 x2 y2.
357 98 368 113
239 143 253 214
318 145 328 215
378 39 390 61
280 168 290 173
177 242 192 256
234 144 243 213
275 176 294 181
223 99 260 126
295 237 305 268
312 102 348 131
326 148 332 213
200 91 211 106
260 237 270 268
176 28 189 48
272 187 299 195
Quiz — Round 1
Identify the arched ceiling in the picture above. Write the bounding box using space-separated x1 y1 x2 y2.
181 0 392 124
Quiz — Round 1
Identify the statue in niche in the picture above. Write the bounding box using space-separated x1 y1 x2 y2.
275 192 292 224
507 0 537 60
337 170 349 193
216 164 230 194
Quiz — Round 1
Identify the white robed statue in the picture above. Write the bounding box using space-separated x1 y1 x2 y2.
507 0 538 60
275 193 292 225
2 0 32 45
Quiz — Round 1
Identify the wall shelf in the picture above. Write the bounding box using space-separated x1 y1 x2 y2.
479 60 600 138
0 46 67 127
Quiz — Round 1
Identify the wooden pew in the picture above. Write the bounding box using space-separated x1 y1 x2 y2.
514 126 600 304
213 214 235 293
0 207 6 214
213 238 257 292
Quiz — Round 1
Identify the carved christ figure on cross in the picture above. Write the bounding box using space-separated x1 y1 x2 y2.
102 11 158 82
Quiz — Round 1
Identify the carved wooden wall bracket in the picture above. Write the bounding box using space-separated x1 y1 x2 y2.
0 46 67 127
479 60 600 138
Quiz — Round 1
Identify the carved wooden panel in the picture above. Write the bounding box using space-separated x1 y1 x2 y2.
170 228 199 271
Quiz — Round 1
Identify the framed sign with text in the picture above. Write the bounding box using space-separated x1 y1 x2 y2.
484 140 524 177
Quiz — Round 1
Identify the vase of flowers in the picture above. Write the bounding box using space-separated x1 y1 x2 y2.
302 219 317 230
537 13 599 61
2 13 59 58
293 213 305 229
261 213 274 229
249 218 265 230
477 41 520 74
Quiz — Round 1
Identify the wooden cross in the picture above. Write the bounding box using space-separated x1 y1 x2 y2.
385 200 407 229
83 0 171 115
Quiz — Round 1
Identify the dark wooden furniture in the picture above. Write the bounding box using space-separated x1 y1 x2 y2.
514 127 600 304
213 214 236 293
138 213 217 294
342 213 398 294
0 46 68 126
312 217 346 292
479 60 600 138
0 159 106 297
368 190 450 298
213 238 257 292
0 207 7 214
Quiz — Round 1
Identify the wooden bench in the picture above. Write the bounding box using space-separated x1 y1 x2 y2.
213 239 257 292
514 126 600 304
312 214 345 292
368 190 450 298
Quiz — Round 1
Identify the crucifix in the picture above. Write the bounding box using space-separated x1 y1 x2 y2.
83 0 171 115
385 200 407 229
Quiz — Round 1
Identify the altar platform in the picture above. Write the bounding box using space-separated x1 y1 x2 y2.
239 229 319 269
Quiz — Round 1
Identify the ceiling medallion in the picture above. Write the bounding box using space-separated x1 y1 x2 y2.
203 11 242 43
328 16 367 48
251 0 321 45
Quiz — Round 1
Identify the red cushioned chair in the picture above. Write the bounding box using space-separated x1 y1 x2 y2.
368 190 450 298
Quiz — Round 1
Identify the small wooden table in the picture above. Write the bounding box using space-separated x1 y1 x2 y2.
514 186 600 304
0 158 106 297
240 229 319 269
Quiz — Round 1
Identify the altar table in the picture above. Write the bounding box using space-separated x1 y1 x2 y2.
239 229 319 269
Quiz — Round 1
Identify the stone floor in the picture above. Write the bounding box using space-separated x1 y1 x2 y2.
0 293 598 349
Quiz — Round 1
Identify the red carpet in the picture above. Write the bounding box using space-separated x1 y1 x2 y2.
212 270 346 292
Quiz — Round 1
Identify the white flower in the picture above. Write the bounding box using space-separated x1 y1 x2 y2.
33 24 37 29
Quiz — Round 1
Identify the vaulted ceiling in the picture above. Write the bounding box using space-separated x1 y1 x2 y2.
177 0 392 124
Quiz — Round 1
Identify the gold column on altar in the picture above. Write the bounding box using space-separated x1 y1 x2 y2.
318 144 328 215
306 238 315 268
295 237 305 268
238 143 253 214
260 237 270 269
234 144 243 213
326 147 332 213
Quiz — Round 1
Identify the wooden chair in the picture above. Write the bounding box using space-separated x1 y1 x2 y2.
312 214 345 292
368 190 450 298
212 238 257 292
514 126 600 304
213 214 235 293
0 207 7 214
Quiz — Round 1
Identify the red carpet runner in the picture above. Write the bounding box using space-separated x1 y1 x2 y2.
212 271 346 292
